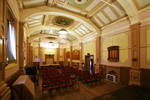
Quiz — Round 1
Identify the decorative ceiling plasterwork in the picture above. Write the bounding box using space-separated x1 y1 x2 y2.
17 0 150 44
52 16 74 27
68 0 91 8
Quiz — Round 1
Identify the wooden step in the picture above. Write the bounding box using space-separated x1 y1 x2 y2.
0 81 11 100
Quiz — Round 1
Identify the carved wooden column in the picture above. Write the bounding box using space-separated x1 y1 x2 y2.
79 42 83 70
0 0 7 82
63 48 66 66
19 22 25 75
0 0 7 63
70 45 72 67
129 23 141 85
56 46 60 64
95 36 101 74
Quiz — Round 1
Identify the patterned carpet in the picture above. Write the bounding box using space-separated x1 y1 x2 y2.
92 85 150 100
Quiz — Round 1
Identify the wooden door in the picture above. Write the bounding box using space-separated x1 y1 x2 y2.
85 55 90 71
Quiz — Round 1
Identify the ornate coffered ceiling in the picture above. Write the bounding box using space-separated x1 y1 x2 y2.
17 0 150 44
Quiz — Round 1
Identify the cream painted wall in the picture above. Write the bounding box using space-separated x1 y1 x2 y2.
73 45 80 50
83 41 96 63
102 32 129 63
33 47 39 61
60 49 63 61
146 25 150 64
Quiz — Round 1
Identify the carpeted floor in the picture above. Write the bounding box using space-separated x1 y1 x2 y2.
92 85 150 100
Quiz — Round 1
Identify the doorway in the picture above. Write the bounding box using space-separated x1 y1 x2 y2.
85 54 94 74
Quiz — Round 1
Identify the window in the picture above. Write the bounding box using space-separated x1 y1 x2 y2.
7 20 16 63
7 8 17 63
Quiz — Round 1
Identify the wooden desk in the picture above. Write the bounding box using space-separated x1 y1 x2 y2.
40 64 59 68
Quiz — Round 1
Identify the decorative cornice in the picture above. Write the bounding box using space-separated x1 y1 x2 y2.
7 0 20 20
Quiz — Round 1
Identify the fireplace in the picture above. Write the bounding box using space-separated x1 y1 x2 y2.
106 66 121 82
107 71 117 82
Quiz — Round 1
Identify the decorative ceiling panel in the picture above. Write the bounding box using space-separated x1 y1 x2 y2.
74 24 92 37
85 0 101 11
58 0 66 3
63 5 81 13
23 0 46 8
68 0 91 8
28 20 42 24
28 23 41 28
74 29 83 36
112 1 125 11
97 12 110 24
67 34 77 41
89 3 107 17
52 16 74 27
133 0 150 10
80 25 90 33
104 7 117 21
30 30 41 36
56 3 63 7
111 6 125 17
91 17 103 27
17 0 131 42
77 27 86 34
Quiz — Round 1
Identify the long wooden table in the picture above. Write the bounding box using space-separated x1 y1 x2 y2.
40 64 59 68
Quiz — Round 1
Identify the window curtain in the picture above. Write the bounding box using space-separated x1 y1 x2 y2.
7 20 16 63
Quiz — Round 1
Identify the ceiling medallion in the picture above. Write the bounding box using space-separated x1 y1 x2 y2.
52 16 74 27
74 0 87 5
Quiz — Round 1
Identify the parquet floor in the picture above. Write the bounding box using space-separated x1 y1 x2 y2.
35 76 125 100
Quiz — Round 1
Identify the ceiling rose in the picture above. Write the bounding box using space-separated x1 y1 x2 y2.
74 0 87 5
52 16 74 27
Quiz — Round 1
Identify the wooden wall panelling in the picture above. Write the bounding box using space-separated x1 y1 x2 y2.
107 46 119 62
45 54 54 64
72 49 80 60
66 51 70 58
120 67 130 85
141 68 150 88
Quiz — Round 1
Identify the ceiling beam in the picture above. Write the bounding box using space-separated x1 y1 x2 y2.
101 10 112 22
29 33 59 42
87 1 105 17
46 15 52 25
94 15 105 26
109 6 121 18
80 0 94 13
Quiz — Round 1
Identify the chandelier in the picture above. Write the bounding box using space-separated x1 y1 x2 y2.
58 29 68 38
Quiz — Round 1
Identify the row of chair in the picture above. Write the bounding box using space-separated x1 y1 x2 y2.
40 67 79 94
60 66 102 86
